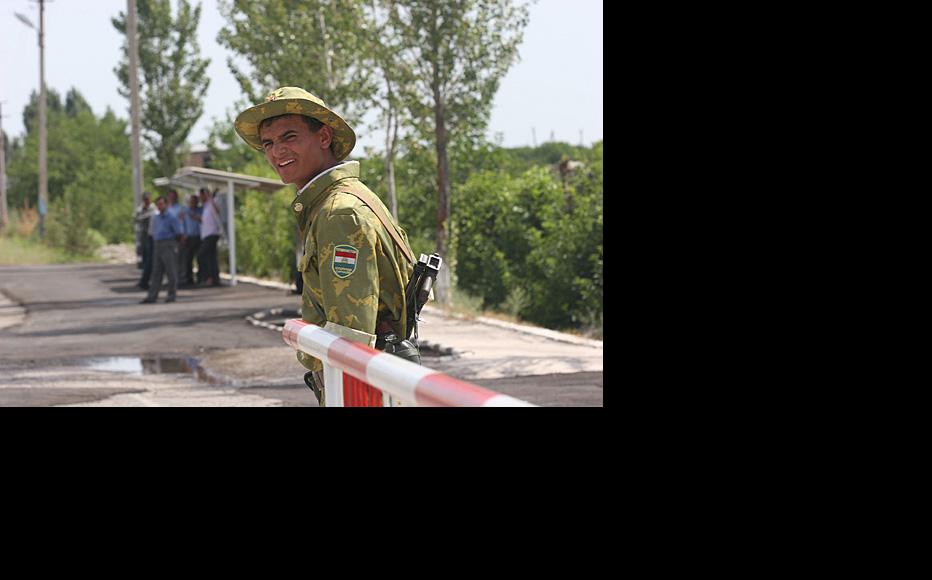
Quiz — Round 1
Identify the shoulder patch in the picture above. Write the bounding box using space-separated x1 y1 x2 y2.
332 244 358 279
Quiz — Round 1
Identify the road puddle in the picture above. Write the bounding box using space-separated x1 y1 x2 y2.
85 355 201 377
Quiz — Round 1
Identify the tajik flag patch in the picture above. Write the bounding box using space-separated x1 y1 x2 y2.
332 244 359 278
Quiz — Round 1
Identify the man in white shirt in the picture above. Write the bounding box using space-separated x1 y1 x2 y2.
196 188 223 286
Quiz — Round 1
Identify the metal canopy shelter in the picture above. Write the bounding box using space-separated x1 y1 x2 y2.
153 166 286 286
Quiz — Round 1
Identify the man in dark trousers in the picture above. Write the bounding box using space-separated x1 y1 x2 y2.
134 192 156 290
140 195 184 304
179 193 202 286
197 187 223 287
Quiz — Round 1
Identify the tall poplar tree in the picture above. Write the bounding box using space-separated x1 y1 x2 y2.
217 0 373 125
390 0 529 303
362 0 411 220
113 0 211 179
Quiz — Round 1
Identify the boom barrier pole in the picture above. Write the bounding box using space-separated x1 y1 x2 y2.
283 319 536 407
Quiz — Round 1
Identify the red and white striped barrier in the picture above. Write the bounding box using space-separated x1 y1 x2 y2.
282 319 536 407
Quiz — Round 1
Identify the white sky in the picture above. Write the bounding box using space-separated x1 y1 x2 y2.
0 0 602 150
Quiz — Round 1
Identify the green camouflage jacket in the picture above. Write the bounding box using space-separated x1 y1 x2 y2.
293 161 414 371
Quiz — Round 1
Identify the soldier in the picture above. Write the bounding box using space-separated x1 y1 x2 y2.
234 86 416 406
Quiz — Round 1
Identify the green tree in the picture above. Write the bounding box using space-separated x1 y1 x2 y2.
7 89 131 233
217 0 374 124
361 135 436 242
205 113 260 174
62 155 134 244
21 89 63 133
358 0 414 220
235 188 298 282
453 168 552 308
522 142 602 330
389 0 530 303
453 142 603 332
113 0 211 178
64 88 93 117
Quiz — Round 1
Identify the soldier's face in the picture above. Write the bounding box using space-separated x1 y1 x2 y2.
260 115 334 187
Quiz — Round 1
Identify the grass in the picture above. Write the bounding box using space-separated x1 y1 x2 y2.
436 285 602 340
437 285 531 326
0 235 96 266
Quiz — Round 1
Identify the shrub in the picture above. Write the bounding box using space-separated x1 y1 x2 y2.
44 194 104 256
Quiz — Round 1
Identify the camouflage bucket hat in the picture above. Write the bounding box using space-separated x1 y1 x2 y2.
234 86 356 161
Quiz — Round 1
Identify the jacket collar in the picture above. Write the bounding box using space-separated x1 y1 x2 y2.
295 161 359 211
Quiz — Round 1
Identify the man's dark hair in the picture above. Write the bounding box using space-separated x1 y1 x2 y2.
154 195 167 204
260 114 324 134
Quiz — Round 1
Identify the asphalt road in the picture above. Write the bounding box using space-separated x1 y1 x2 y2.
0 262 603 407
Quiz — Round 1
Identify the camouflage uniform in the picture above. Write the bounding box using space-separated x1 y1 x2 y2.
292 161 414 372
233 87 415 381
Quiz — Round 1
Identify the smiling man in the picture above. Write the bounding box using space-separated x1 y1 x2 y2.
234 87 417 406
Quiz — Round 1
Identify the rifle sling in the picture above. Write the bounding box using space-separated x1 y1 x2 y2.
340 189 415 264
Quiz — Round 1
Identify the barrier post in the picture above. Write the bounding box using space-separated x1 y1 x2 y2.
320 322 377 408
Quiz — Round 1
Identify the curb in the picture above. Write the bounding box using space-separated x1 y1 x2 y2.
222 273 601 349
246 307 298 332
421 305 603 349
220 272 293 292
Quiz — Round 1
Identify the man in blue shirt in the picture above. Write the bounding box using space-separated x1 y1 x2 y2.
166 189 183 220
179 193 203 286
141 195 184 304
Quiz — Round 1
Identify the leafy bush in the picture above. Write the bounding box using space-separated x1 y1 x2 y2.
234 184 297 282
452 149 602 331
44 193 106 257
64 155 133 243
524 149 602 330
453 167 557 308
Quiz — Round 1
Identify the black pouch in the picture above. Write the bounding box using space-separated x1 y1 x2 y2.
376 331 421 365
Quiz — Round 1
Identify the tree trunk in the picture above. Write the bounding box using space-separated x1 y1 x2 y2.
434 84 452 305
0 123 7 232
385 101 399 221
318 11 336 93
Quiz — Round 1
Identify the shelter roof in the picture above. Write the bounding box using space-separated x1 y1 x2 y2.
153 166 286 194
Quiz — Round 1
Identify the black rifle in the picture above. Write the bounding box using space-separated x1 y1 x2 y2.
376 253 443 365
404 253 442 340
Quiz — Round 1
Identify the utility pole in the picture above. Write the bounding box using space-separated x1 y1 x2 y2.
531 127 536 147
126 0 143 210
0 102 7 231
15 2 49 238
38 0 47 237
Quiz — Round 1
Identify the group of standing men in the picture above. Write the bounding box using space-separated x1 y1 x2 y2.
133 187 224 304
